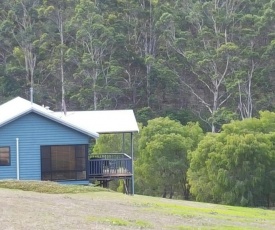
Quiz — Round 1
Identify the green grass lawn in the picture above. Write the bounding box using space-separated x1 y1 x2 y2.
0 180 274 229
89 192 275 229
0 180 106 193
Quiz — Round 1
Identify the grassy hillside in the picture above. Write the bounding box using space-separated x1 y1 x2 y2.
0 180 274 229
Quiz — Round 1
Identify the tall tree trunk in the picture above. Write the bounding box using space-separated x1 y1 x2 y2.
58 10 66 113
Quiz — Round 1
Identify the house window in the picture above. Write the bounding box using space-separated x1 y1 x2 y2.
41 145 87 181
0 147 10 166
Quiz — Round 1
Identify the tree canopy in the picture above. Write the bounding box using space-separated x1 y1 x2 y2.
188 112 275 206
136 117 203 199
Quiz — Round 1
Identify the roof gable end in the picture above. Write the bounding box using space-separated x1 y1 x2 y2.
0 97 98 138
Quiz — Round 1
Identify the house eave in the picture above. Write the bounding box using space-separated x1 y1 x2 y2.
0 109 32 129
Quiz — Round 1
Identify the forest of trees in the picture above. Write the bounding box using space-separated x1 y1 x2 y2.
2 0 275 131
2 0 275 207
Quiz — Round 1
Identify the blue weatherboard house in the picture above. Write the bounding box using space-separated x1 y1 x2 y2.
0 97 138 192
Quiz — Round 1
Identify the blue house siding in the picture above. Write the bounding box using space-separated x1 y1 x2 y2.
0 112 91 181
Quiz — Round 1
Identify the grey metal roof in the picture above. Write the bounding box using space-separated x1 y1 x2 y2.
54 110 139 134
0 97 99 138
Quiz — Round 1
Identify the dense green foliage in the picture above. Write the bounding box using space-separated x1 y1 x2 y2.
1 0 275 130
95 114 275 207
136 117 203 199
188 112 275 207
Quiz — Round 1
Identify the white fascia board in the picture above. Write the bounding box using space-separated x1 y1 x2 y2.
0 109 32 128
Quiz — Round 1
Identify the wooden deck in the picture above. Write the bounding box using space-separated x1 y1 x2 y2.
88 153 132 180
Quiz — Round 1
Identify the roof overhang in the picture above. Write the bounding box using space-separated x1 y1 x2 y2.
54 110 139 134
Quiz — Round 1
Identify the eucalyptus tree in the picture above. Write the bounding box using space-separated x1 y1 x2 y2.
256 0 275 112
108 0 180 110
110 0 161 108
66 0 115 110
2 0 42 100
0 5 18 101
233 0 274 119
158 0 245 132
37 0 75 110
140 0 157 107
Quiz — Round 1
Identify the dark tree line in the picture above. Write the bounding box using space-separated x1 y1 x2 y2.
1 0 275 130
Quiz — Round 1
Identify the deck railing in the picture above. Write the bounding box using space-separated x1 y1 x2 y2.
89 153 132 177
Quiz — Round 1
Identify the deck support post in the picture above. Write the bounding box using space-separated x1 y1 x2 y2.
122 133 125 153
123 178 130 194
131 132 134 195
102 180 108 188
